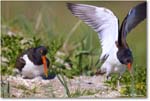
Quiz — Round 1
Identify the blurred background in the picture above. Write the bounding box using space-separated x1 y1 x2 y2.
1 1 146 64
1 1 147 97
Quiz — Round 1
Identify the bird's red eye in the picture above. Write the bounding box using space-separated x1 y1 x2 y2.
40 50 43 53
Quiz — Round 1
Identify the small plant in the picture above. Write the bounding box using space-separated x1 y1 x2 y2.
1 80 10 98
1 33 42 75
105 64 146 97
57 74 71 97
70 89 99 98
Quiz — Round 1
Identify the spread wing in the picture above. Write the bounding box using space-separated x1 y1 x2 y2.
67 3 119 60
118 2 146 47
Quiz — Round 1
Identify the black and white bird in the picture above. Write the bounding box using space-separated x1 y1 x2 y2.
15 46 50 79
67 2 146 79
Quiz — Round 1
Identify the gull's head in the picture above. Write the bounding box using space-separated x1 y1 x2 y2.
117 48 133 71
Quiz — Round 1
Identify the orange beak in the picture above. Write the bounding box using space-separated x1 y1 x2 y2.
127 63 132 71
41 56 48 77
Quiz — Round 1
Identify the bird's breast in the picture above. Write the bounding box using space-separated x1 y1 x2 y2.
21 54 44 78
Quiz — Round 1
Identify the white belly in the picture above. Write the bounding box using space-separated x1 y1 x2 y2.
100 47 127 76
21 54 44 78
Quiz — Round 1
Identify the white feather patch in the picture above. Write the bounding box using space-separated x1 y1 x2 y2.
21 54 44 78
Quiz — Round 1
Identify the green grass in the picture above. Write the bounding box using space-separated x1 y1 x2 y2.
1 1 147 97
70 89 99 98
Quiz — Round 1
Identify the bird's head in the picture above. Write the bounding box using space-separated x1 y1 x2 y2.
117 48 133 71
36 46 48 56
36 46 48 77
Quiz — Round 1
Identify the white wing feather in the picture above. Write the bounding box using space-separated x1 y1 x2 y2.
68 3 118 60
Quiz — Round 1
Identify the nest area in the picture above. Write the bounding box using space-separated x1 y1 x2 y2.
1 75 120 98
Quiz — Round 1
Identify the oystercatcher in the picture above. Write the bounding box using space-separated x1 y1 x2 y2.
67 2 146 79
15 46 50 79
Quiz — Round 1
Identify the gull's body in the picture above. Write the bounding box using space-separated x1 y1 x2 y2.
100 47 126 78
67 2 146 79
21 54 45 78
15 46 49 79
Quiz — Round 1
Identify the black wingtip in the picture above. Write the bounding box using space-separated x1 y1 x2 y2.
66 3 77 11
67 3 73 10
67 3 78 15
66 3 73 6
67 3 74 7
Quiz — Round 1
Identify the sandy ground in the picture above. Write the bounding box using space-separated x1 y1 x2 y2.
1 75 121 98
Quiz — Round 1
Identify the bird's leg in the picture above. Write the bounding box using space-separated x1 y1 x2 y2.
106 74 111 81
106 65 112 81
117 74 122 91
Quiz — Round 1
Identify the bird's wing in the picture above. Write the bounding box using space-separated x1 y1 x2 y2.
15 52 26 72
118 2 146 47
67 3 119 61
15 48 34 72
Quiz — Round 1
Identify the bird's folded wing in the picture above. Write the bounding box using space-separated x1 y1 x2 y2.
67 3 119 60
